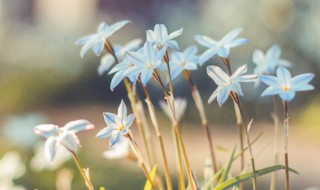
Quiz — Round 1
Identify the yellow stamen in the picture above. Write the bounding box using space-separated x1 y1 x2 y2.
284 86 290 91
119 125 125 131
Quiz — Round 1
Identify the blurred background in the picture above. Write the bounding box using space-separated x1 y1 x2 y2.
0 0 319 189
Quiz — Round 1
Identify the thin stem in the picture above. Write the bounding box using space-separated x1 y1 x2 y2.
105 40 154 168
164 51 175 97
183 70 218 173
283 101 290 190
232 93 257 190
270 95 280 190
154 72 195 190
127 132 156 190
140 83 173 190
69 151 94 190
173 125 186 190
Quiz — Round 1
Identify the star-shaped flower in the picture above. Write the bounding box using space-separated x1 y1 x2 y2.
103 138 134 160
147 24 183 50
253 44 291 76
96 100 135 147
34 120 94 162
166 46 199 81
259 67 314 101
98 38 142 75
108 58 140 91
75 20 130 58
195 28 248 64
125 42 166 85
207 64 256 107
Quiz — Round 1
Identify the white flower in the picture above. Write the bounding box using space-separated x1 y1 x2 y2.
159 97 187 122
103 138 132 159
195 28 248 64
147 24 183 49
34 120 94 162
207 64 256 107
96 100 135 146
0 151 25 181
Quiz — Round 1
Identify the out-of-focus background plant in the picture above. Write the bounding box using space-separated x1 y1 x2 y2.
0 0 319 189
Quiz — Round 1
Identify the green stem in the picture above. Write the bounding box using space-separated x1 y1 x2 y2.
174 123 186 190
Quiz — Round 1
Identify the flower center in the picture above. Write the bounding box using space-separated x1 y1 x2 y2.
119 125 125 131
179 61 186 67
283 86 290 91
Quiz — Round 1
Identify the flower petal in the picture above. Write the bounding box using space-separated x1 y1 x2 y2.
194 35 217 48
291 73 314 91
63 120 94 133
93 41 104 56
45 137 58 162
117 100 128 123
103 112 118 125
279 91 296 102
221 28 243 43
140 69 154 85
276 67 291 85
217 47 230 58
125 114 135 127
225 38 249 48
231 64 247 78
199 48 217 65
207 65 229 85
34 124 59 138
96 126 117 138
98 54 115 75
59 132 79 152
110 131 122 147
259 75 281 88
252 49 265 65
217 87 230 107
208 87 220 104
261 86 283 96
169 28 183 40
110 71 126 91
108 20 131 35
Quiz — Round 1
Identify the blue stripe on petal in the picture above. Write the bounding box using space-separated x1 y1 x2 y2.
110 131 122 147
259 75 281 87
217 87 230 107
276 67 291 85
280 91 295 102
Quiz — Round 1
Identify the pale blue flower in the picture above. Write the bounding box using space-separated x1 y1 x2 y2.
259 67 314 101
207 64 256 107
75 20 130 58
125 42 166 85
195 28 248 64
164 46 199 81
96 100 135 147
108 58 140 91
253 44 291 76
147 24 183 49
98 38 142 75
34 120 94 162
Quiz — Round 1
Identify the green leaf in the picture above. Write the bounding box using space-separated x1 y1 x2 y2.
144 165 157 190
234 132 263 160
213 165 299 190
201 169 224 190
218 145 237 184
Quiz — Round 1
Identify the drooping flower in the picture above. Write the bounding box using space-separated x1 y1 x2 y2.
259 67 314 101
253 44 291 76
34 120 94 162
98 38 142 75
195 28 248 64
207 64 256 107
125 42 166 85
96 100 135 146
159 97 187 122
164 46 199 81
147 24 183 50
75 20 130 58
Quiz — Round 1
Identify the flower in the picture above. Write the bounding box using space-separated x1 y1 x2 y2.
259 67 314 101
75 20 130 58
98 38 142 75
0 152 25 181
96 100 135 147
165 46 199 81
147 24 183 49
207 64 256 107
34 120 94 162
253 44 291 76
108 58 140 91
195 28 248 64
30 142 70 171
103 138 132 160
159 97 187 122
125 42 166 85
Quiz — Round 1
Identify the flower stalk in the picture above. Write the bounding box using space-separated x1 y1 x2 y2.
283 100 290 190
